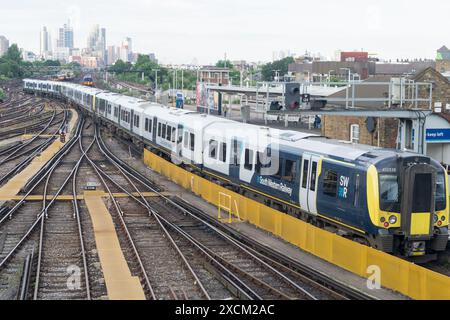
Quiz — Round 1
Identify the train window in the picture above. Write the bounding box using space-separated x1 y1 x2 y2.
436 173 446 211
172 127 176 143
412 174 432 213
350 124 360 144
379 175 398 203
114 107 118 117
284 160 297 183
244 149 253 170
219 143 227 162
167 126 172 141
309 161 316 190
209 140 218 159
148 119 152 132
323 170 337 197
190 133 195 151
158 123 162 137
145 118 149 132
302 160 309 189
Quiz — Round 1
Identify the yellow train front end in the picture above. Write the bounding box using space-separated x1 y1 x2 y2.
367 155 449 263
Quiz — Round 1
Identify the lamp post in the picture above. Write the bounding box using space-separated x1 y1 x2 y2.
153 69 159 103
340 68 351 83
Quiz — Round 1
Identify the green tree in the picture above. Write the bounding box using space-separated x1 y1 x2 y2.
261 57 295 81
4 44 22 63
43 60 61 67
110 59 132 73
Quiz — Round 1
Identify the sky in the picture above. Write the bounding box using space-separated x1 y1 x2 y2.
2 0 450 65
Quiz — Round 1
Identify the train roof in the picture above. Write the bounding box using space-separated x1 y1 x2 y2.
23 79 422 166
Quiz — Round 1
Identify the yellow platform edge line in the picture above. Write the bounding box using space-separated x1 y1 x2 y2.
0 192 173 202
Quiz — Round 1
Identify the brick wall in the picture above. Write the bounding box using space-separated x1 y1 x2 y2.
322 116 398 148
415 68 450 109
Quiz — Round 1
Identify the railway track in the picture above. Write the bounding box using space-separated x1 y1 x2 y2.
0 89 378 300
0 115 106 300
95 126 374 300
0 103 69 187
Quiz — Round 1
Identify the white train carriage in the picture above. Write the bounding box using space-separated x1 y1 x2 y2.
95 92 122 122
109 96 147 136
23 79 40 92
175 114 234 167
147 107 195 157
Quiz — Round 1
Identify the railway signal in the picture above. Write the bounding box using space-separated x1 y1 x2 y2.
284 83 301 110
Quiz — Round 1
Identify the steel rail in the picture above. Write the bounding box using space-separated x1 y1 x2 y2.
78 130 156 300
96 127 374 300
32 123 93 300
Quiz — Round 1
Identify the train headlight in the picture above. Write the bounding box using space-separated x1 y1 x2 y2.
388 215 397 225
441 216 446 222
433 214 439 223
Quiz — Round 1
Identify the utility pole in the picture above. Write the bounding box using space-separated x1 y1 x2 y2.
153 69 159 103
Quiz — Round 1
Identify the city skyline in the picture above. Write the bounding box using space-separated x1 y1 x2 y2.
1 0 450 64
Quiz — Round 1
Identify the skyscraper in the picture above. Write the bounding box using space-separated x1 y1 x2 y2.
120 37 132 62
57 20 74 49
0 36 9 57
87 25 107 65
107 45 117 65
40 26 51 58
55 20 74 62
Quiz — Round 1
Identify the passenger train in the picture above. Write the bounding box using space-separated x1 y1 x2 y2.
23 78 449 262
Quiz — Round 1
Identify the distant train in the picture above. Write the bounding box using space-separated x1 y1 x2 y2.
82 75 94 87
23 78 449 262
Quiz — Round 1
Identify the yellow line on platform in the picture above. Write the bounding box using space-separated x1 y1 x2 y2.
21 134 56 140
0 192 172 202
84 190 146 300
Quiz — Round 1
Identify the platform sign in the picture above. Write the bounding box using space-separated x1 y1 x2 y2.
426 128 450 142
196 82 216 112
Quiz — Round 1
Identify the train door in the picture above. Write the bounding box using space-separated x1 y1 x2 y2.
176 124 184 157
152 117 157 141
239 142 254 183
118 105 121 127
300 153 320 214
130 109 134 133
229 138 242 179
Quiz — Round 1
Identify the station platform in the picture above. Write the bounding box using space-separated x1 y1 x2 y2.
84 190 146 300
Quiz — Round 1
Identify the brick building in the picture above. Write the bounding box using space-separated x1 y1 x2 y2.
321 67 450 150
340 51 369 62
198 66 230 85
322 116 398 148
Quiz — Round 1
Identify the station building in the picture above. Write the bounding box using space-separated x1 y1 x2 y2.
321 67 450 166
